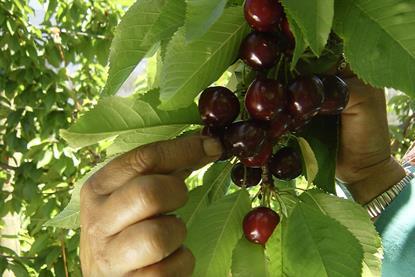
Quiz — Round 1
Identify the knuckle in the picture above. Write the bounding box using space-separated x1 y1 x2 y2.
137 179 162 211
130 145 159 173
145 222 170 261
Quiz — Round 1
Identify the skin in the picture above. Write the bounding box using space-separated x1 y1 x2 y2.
80 74 405 275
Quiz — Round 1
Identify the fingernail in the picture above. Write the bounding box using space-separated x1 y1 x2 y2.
203 137 223 157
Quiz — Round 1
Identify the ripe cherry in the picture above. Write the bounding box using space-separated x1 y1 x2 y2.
288 76 324 120
319 75 350 115
243 207 280 245
240 140 273 167
198 86 240 127
267 112 293 141
223 121 267 158
239 32 280 71
269 147 302 180
280 17 295 50
244 0 283 32
231 163 262 187
245 77 287 121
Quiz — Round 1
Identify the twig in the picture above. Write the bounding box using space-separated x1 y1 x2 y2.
0 162 18 171
60 240 69 277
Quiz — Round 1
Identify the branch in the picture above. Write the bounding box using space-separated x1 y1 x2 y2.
0 162 18 171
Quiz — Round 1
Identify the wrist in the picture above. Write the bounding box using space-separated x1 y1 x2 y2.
345 157 406 204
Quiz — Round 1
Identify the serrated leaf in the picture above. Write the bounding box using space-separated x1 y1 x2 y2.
159 7 250 110
299 115 339 193
103 0 185 96
45 161 108 229
333 0 415 98
297 137 318 185
106 126 187 156
301 190 382 277
184 0 228 42
60 90 200 148
232 236 269 277
284 203 364 277
186 190 251 277
176 161 233 227
280 0 333 56
205 161 233 202
265 223 283 277
283 10 308 70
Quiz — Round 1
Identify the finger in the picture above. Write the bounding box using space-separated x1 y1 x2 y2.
105 215 186 274
88 135 222 195
97 175 188 235
127 247 195 277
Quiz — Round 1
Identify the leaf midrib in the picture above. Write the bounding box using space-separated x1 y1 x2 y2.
203 191 245 276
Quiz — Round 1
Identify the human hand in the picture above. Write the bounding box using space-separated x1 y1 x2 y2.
80 136 223 276
336 74 406 204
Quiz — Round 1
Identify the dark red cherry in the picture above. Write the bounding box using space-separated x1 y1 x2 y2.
269 147 302 180
223 121 267 158
198 86 240 127
319 75 350 115
240 141 273 167
281 17 295 50
245 77 287 121
244 0 283 32
231 163 262 187
240 32 280 71
267 112 293 141
243 207 280 245
288 76 324 120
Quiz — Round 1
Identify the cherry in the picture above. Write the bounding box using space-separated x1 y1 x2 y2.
245 77 287 121
240 140 273 167
287 76 324 120
231 163 262 187
244 0 283 32
280 17 295 50
267 112 293 141
319 75 350 115
223 121 267 158
269 147 302 180
198 86 240 127
239 32 280 71
243 207 280 245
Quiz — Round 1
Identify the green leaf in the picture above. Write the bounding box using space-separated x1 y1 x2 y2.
176 161 233 227
45 161 109 229
301 190 382 277
103 0 185 96
106 126 187 156
333 0 415 98
282 9 308 70
283 202 364 277
280 0 334 55
299 116 339 193
159 7 250 110
60 90 200 148
186 190 251 277
184 0 228 42
265 224 283 277
232 236 269 277
204 161 233 202
297 137 318 185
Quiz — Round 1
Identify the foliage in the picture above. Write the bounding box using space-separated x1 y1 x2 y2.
3 0 415 276
0 0 124 275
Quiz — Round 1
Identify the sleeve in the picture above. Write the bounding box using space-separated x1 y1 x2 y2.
374 162 415 276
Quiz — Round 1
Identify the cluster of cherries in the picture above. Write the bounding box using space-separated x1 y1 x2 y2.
199 0 349 246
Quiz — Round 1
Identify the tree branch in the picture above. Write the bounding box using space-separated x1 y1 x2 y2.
0 162 18 171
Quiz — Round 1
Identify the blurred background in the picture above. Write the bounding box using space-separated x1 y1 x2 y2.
0 0 414 276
